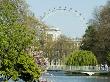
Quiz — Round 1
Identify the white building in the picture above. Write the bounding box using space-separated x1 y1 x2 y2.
46 26 61 41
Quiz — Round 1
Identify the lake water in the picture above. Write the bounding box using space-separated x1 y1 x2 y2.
44 76 110 82
7 70 110 82
41 71 110 82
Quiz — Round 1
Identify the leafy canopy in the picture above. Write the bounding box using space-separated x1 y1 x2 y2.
65 50 98 66
80 1 110 64
0 0 41 81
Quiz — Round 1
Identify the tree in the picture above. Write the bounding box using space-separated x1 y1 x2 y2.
106 52 110 65
43 34 55 65
43 34 76 65
81 1 110 64
45 34 76 65
80 26 100 62
0 0 42 81
80 26 97 51
53 35 75 62
65 50 98 66
0 22 41 81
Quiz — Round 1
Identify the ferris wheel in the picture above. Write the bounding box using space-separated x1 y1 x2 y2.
40 6 88 28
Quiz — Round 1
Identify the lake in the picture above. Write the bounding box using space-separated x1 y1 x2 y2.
41 70 110 82
7 70 110 82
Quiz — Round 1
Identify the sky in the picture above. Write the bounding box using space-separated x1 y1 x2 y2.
27 0 108 38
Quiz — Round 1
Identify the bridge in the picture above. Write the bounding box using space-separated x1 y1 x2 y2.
47 65 110 76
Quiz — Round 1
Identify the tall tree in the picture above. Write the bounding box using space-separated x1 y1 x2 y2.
44 34 76 65
0 0 44 81
81 1 110 64
43 34 55 65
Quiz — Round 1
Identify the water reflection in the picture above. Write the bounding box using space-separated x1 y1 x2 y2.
7 71 110 82
44 76 110 82
42 71 110 82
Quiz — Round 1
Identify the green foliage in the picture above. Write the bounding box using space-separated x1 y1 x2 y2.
0 0 28 25
0 23 41 81
0 54 41 81
81 1 110 64
80 26 97 51
65 50 98 66
0 0 42 81
17 54 41 81
107 52 110 65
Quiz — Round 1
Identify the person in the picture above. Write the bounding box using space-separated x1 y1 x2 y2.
100 64 104 70
104 63 108 71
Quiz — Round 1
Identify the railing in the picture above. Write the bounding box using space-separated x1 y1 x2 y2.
65 66 100 72
47 65 65 70
47 65 110 72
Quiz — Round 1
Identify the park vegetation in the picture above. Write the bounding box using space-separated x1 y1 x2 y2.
43 34 76 65
0 0 76 81
80 1 110 65
0 0 48 81
65 50 98 66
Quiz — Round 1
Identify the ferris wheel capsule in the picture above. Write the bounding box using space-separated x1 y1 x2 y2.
79 13 82 16
59 6 61 8
65 6 67 9
70 8 72 10
75 10 77 12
